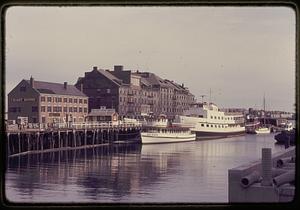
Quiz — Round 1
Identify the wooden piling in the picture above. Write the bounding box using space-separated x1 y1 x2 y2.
18 133 21 154
84 129 87 146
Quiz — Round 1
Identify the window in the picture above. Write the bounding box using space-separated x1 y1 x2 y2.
9 107 17 113
74 99 78 103
69 107 73 112
63 107 67 112
47 106 52 112
32 106 38 112
211 125 213 127
69 98 73 103
41 96 45 102
79 107 82 112
47 97 52 102
214 116 217 119
206 124 209 127
215 125 217 128
211 116 213 119
201 124 204 127
58 98 62 103
79 99 83 103
74 107 77 112
41 106 46 112
218 117 220 119
64 98 68 103
84 99 87 104
84 108 87 113
20 86 26 92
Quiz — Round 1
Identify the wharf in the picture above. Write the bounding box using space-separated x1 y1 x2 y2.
228 147 295 203
6 122 142 158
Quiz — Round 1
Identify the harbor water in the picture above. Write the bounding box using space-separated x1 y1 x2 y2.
5 133 285 203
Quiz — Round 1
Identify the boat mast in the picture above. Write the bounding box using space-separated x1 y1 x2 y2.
263 93 266 125
209 88 211 104
200 95 206 104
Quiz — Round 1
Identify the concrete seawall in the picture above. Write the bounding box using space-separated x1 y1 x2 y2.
228 146 295 203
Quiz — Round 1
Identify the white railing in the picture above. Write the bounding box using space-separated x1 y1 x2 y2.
54 120 142 129
6 120 142 132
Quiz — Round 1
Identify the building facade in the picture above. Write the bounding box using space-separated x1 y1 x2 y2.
8 77 88 124
75 65 195 119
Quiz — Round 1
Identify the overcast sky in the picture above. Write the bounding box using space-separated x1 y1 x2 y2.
5 6 296 112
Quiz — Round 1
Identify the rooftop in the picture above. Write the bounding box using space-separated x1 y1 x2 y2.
25 80 87 97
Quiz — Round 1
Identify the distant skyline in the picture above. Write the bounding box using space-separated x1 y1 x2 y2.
5 6 296 112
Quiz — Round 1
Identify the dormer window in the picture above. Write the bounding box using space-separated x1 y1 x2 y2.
20 86 26 92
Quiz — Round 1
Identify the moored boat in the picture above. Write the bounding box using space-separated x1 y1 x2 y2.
274 128 295 145
141 115 196 144
174 102 245 140
254 127 271 134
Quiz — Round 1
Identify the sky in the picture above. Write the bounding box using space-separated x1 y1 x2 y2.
5 6 296 112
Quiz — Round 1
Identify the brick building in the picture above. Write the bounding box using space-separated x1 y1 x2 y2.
75 65 195 119
8 77 88 124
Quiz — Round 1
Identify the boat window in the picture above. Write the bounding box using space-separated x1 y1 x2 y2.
214 116 217 119
201 124 204 127
207 124 209 127
222 117 223 120
215 125 217 128
211 125 213 127
218 117 220 119
211 116 213 119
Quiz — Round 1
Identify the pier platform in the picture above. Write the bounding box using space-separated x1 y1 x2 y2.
228 147 295 203
6 122 142 158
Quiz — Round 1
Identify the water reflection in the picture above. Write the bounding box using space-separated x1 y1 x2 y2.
5 134 285 203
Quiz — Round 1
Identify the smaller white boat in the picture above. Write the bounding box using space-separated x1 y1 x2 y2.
141 127 196 144
255 127 271 134
141 115 196 144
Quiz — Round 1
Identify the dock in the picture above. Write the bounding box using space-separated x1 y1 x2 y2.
228 147 295 202
6 121 142 158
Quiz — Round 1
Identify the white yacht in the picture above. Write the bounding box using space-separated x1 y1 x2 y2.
255 127 270 134
174 102 245 140
141 115 196 144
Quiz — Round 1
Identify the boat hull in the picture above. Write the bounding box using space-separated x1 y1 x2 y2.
255 128 270 134
141 133 196 144
193 130 245 140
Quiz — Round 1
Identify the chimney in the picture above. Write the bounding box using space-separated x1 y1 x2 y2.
30 76 34 88
80 83 83 92
114 65 123 72
93 66 98 71
64 82 67 89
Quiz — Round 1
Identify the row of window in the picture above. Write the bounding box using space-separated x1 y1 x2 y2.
41 106 88 113
201 123 227 128
210 116 234 120
41 96 87 104
200 123 240 128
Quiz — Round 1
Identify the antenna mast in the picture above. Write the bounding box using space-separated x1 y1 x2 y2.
199 95 206 104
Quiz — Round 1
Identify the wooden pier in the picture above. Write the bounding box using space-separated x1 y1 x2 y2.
6 122 142 158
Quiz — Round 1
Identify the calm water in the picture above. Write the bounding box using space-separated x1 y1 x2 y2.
5 133 285 203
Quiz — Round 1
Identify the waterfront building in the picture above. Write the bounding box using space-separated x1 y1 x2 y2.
86 106 119 122
75 65 195 119
8 77 88 124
